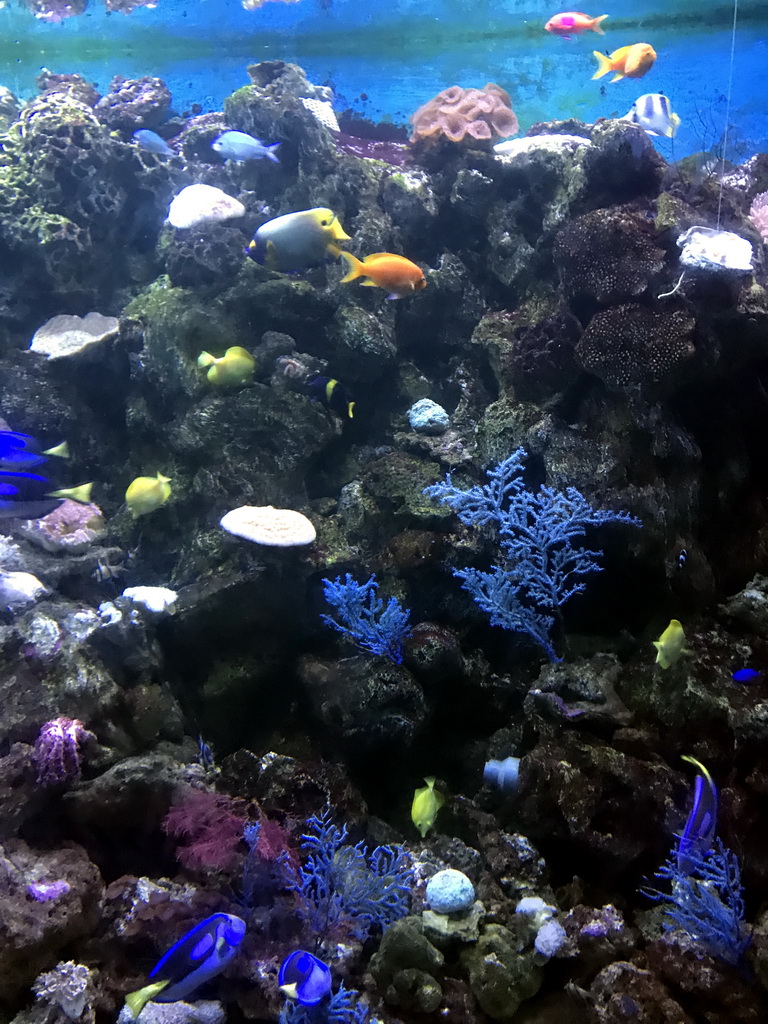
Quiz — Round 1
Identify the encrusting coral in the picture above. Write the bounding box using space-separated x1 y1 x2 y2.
576 302 696 386
409 83 519 143
553 205 666 304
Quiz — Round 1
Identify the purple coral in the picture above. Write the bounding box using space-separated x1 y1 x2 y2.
28 880 71 902
32 717 95 787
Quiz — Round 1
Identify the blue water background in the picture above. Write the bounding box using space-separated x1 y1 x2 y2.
0 0 765 158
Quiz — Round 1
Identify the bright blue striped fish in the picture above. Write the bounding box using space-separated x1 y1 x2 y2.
676 754 717 874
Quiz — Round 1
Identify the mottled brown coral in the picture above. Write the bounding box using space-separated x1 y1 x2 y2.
409 83 519 144
576 303 695 387
553 205 666 304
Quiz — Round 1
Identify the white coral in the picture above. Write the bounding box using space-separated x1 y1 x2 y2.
33 961 96 1020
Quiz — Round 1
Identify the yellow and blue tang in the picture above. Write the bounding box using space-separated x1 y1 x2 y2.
246 207 350 273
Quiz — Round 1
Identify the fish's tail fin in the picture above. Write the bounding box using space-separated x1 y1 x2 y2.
667 113 682 138
197 352 216 369
592 14 608 34
49 482 93 504
266 143 281 163
347 401 355 419
339 251 365 283
42 441 69 459
125 981 170 1020
610 72 625 82
591 50 613 79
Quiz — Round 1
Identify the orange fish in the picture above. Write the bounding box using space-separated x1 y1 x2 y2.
545 11 608 37
339 251 427 300
592 43 657 82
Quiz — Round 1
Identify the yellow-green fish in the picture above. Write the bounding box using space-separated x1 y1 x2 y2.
197 346 255 387
246 207 350 273
411 776 444 838
126 473 171 517
653 618 689 669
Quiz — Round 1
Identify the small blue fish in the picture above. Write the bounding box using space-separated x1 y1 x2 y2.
197 735 215 769
0 431 68 470
732 667 761 683
211 130 280 164
132 130 175 158
125 913 246 1018
483 756 521 793
278 951 331 1006
677 755 717 874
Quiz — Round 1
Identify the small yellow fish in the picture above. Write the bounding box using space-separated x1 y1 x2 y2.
49 483 93 504
197 346 255 387
411 776 445 838
653 618 689 669
126 473 171 517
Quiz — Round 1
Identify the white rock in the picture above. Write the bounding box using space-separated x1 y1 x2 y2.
122 586 178 614
0 570 47 608
677 225 754 274
493 134 591 159
167 184 246 230
30 312 119 359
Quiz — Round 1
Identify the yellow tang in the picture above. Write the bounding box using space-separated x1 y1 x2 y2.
653 618 689 669
197 346 255 387
411 776 445 838
126 472 172 517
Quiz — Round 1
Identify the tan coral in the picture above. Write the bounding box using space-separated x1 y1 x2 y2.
220 505 316 546
409 83 519 144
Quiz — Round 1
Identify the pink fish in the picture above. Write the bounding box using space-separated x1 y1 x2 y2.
545 11 608 38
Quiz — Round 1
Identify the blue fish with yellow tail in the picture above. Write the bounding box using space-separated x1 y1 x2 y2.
278 951 331 1006
0 430 69 469
676 755 717 874
125 913 246 1019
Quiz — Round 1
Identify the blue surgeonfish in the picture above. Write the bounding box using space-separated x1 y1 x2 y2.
246 208 350 273
125 913 247 1019
0 430 68 469
622 93 681 138
676 755 717 873
278 951 332 1005
211 130 280 164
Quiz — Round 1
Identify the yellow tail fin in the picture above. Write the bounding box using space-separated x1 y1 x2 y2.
339 251 365 284
125 981 169 1019
197 352 216 368
591 50 613 79
592 14 608 34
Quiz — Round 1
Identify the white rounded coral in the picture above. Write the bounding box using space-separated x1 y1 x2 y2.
219 505 316 546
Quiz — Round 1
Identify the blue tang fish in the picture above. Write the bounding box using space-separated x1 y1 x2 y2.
278 951 331 1006
0 471 91 520
132 130 175 158
211 130 280 164
0 430 68 470
125 913 246 1018
732 667 761 683
676 755 717 874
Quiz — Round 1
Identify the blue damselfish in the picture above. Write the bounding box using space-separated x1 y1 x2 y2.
278 951 332 1005
125 913 246 1019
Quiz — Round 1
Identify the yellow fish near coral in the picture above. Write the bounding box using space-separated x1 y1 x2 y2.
653 618 689 669
411 777 445 838
126 472 172 517
592 43 657 82
197 346 255 387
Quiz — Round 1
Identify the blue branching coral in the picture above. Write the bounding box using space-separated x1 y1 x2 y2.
646 836 751 965
423 448 640 661
279 984 369 1024
295 807 411 939
321 574 411 664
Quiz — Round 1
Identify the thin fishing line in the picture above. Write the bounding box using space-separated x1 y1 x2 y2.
717 0 738 228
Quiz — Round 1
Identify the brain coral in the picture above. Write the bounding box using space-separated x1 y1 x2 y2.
576 303 695 387
410 83 519 144
553 205 665 304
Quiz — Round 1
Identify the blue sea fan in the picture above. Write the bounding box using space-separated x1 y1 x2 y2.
424 448 640 661
646 836 750 965
296 807 411 939
321 574 411 664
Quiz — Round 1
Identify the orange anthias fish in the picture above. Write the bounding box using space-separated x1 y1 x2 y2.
339 251 427 300
592 43 657 82
545 11 608 38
